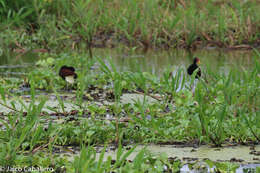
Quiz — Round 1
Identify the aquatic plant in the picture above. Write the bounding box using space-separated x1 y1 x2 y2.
0 49 259 172
1 0 260 50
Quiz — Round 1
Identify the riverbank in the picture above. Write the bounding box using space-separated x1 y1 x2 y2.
1 1 260 52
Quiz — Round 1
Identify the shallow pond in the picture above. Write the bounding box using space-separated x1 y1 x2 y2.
59 144 260 172
0 48 259 172
0 48 256 76
95 48 254 74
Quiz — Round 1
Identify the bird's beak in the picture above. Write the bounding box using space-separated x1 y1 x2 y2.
197 60 201 65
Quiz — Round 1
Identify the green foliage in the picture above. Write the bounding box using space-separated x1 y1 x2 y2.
1 0 260 49
0 50 259 171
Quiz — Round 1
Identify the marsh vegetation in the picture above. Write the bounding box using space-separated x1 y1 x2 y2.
1 0 260 53
0 0 260 172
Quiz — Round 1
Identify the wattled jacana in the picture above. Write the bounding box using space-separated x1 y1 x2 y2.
59 65 77 84
187 57 201 78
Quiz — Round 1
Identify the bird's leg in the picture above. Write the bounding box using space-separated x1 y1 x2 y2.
66 83 69 91
193 79 198 93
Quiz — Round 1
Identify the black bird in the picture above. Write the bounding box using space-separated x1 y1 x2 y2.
187 57 201 78
59 66 78 84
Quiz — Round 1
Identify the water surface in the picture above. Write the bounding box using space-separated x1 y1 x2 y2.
95 48 254 75
0 48 256 76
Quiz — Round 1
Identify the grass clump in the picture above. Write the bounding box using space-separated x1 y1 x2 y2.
1 0 260 52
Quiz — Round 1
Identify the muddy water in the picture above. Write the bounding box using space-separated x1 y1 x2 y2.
113 144 260 163
95 48 254 75
60 144 260 172
0 93 157 114
0 48 255 76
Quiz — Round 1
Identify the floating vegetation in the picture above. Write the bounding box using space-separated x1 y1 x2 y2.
0 49 259 172
0 0 260 171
